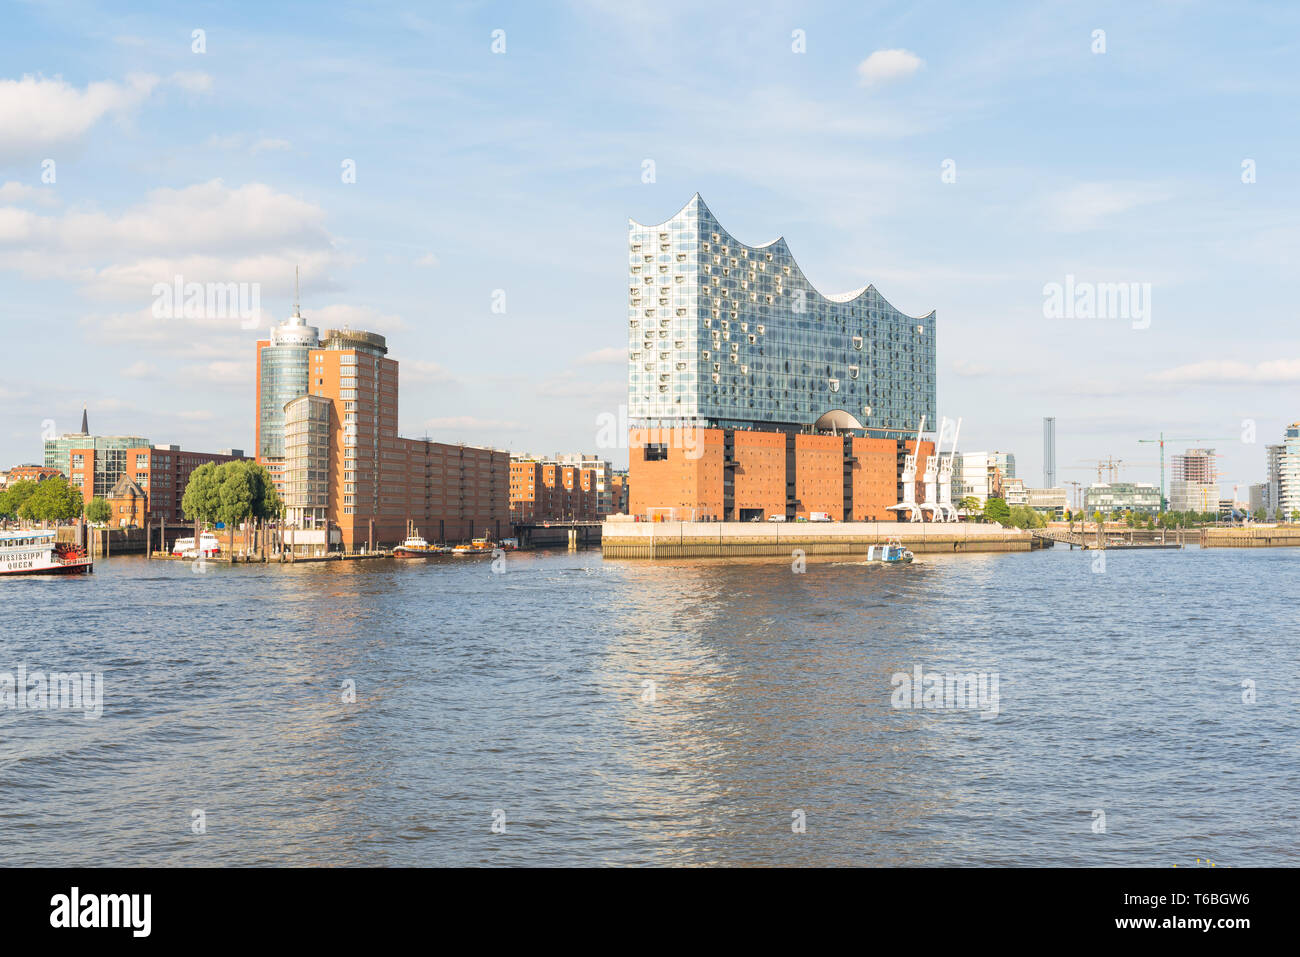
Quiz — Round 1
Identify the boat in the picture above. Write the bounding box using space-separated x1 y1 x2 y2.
393 533 448 557
0 529 93 576
171 532 221 558
497 537 519 551
452 532 496 556
865 538 913 565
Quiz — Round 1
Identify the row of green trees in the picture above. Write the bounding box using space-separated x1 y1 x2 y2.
180 460 283 527
0 476 85 522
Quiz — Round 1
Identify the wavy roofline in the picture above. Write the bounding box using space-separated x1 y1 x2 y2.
629 193 935 321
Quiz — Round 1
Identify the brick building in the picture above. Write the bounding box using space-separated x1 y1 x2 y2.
277 325 509 549
509 455 610 523
629 427 934 522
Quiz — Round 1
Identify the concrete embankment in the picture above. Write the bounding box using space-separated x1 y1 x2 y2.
601 520 1044 559
1201 525 1300 548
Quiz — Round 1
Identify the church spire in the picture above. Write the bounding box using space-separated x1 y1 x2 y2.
80 403 88 435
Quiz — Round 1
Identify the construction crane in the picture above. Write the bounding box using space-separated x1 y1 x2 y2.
1064 479 1083 513
1062 458 1161 483
1137 433 1238 511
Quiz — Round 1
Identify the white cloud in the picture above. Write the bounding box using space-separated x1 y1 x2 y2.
576 346 624 364
169 71 213 93
1043 182 1171 232
401 359 456 383
303 303 408 333
0 180 57 206
181 360 253 386
857 49 924 87
0 73 160 159
122 360 158 378
952 358 993 377
422 416 524 433
1148 358 1300 385
250 137 290 154
414 252 439 267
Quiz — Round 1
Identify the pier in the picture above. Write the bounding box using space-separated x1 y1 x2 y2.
1031 527 1187 550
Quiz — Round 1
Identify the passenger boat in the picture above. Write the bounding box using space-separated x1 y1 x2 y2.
451 533 496 556
865 538 914 565
171 532 221 558
393 533 450 557
0 529 93 576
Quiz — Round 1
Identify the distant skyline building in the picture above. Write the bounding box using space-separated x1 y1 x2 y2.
1169 448 1218 513
1084 481 1161 515
1043 416 1056 488
1265 422 1300 518
627 194 936 436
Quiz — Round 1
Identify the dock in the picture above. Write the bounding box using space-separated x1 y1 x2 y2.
600 520 1047 559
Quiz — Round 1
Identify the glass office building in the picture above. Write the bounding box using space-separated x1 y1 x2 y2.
44 434 152 498
627 194 936 434
258 306 320 464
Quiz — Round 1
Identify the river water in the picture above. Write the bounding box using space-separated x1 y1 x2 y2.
1 545 1296 866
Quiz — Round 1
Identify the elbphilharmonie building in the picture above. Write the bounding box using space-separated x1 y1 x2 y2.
628 194 936 436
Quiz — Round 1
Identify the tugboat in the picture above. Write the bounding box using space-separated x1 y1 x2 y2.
393 531 445 557
865 537 914 565
0 529 93 576
452 530 496 556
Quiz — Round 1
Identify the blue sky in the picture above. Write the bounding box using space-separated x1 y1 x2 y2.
2 0 1298 499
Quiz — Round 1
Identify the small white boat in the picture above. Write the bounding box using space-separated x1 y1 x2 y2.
172 532 221 558
865 538 913 565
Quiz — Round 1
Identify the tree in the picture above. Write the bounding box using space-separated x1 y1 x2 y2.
1292 510 1300 524
181 462 223 525
0 480 38 520
983 497 1011 525
182 460 283 527
85 497 112 524
16 476 83 522
958 495 981 516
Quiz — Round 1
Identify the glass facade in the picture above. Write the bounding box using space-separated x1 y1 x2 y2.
259 308 320 464
44 434 150 497
627 194 936 434
282 395 331 528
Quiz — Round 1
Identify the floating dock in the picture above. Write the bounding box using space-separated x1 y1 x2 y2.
600 520 1046 559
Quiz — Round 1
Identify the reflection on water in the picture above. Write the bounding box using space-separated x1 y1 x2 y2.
1 545 1297 865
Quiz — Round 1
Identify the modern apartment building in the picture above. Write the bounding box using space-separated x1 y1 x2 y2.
1265 422 1300 519
269 324 509 548
1084 481 1161 516
626 195 938 520
952 451 1010 507
1169 448 1218 513
1026 487 1068 516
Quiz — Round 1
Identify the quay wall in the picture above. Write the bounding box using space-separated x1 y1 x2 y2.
1201 525 1300 548
601 520 1042 559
